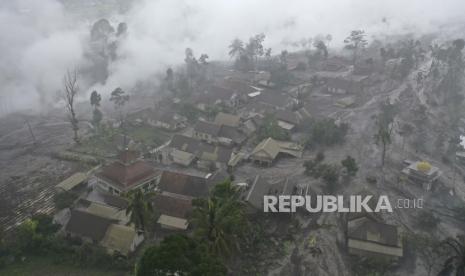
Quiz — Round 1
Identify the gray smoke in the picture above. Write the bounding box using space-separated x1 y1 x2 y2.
1 0 465 114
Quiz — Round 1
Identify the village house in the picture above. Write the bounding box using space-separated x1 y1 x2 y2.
242 175 297 210
194 84 240 111
214 112 241 127
254 90 298 111
75 198 130 225
318 56 348 72
249 137 303 166
401 160 441 191
156 134 236 170
313 71 368 94
152 170 213 230
347 214 403 259
64 209 144 256
94 150 162 195
147 111 187 131
274 109 300 132
193 120 246 146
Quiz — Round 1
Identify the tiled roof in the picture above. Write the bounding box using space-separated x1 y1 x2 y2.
153 192 193 218
97 159 159 190
158 170 210 198
65 209 116 242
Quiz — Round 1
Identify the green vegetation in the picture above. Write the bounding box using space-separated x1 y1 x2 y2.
54 191 78 210
0 256 121 276
0 215 130 275
125 190 154 233
304 118 349 148
136 235 226 276
136 180 258 275
191 180 248 257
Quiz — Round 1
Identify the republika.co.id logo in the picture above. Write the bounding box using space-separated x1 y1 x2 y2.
263 195 423 213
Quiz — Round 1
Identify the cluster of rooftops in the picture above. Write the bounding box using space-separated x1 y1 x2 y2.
52 57 444 260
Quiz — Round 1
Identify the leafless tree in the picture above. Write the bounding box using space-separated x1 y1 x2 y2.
62 69 80 144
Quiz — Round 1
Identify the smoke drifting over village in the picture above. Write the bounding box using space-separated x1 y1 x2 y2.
1 0 465 114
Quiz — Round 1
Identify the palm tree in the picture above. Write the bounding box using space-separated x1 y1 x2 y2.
228 38 245 58
190 180 247 257
125 190 154 234
439 236 465 276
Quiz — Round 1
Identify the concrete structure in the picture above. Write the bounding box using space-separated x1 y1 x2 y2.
401 161 441 191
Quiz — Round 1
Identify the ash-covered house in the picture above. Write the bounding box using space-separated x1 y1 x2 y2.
94 150 162 195
346 214 403 260
193 120 246 146
193 80 261 112
249 137 303 166
313 72 368 94
241 175 297 210
126 108 187 131
274 109 300 132
156 134 237 170
401 160 441 191
152 170 216 230
254 90 298 111
147 111 187 131
214 112 242 128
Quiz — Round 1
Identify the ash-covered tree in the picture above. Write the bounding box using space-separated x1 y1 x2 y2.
90 90 103 128
62 69 80 144
256 114 290 141
246 33 266 69
164 68 175 92
313 40 328 59
416 210 440 230
373 100 397 167
110 87 130 128
229 38 245 59
443 38 465 128
341 155 358 177
305 118 349 148
438 236 465 276
344 30 368 65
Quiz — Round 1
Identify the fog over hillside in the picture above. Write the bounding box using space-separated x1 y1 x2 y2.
1 0 464 114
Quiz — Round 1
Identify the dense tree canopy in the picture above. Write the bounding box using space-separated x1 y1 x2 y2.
136 235 226 276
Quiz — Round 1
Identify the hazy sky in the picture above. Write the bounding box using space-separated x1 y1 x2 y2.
1 0 465 114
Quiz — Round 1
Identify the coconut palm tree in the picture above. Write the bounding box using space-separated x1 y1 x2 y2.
125 190 154 233
228 38 245 58
190 180 247 257
439 236 465 276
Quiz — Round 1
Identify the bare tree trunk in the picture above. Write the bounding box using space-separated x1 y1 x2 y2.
63 69 80 144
